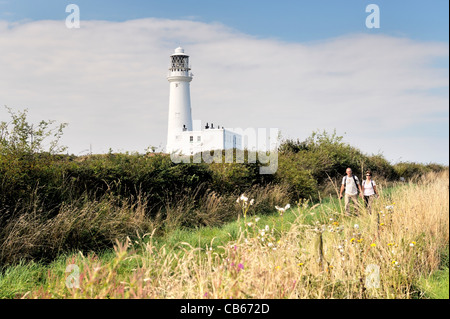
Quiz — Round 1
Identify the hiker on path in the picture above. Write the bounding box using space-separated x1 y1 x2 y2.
362 170 378 214
339 168 363 216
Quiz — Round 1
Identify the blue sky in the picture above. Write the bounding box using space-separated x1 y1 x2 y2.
0 1 448 165
1 0 449 42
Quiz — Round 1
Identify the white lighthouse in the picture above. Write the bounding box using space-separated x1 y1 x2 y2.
166 47 241 155
166 47 193 153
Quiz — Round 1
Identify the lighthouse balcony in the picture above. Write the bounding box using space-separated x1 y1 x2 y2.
167 71 193 81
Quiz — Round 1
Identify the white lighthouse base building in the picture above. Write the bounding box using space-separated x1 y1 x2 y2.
169 124 242 155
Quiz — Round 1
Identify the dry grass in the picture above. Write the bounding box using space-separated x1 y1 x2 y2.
0 183 291 266
158 183 291 230
0 194 156 265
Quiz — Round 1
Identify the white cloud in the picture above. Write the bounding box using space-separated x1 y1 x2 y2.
0 18 448 163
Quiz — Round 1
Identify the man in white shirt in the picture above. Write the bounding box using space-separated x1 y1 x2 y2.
339 168 363 216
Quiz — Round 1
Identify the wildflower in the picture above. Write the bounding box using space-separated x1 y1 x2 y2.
260 231 265 237
357 238 364 243
247 222 253 227
333 221 339 226
388 243 394 246
298 263 304 266
380 223 385 226
238 263 244 271
240 194 248 202
410 241 416 247
203 292 208 298
275 266 281 271
354 224 359 229
275 204 290 215
255 217 260 223
268 242 274 247
250 199 254 206
350 238 356 243
371 243 376 247
277 240 282 245
329 218 334 221
265 225 270 231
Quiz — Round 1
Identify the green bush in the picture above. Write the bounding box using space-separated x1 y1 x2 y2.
393 162 447 180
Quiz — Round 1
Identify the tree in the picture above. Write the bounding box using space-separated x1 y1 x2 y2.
0 106 68 156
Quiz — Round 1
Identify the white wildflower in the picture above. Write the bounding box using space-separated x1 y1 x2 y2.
240 194 248 202
275 203 290 214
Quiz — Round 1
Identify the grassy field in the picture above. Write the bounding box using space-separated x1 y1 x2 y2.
0 171 448 299
417 267 449 299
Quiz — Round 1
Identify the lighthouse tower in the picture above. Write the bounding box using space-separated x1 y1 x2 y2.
166 47 193 153
165 47 242 155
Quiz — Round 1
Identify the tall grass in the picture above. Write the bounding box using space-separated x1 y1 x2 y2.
0 192 156 265
0 183 291 266
12 170 448 299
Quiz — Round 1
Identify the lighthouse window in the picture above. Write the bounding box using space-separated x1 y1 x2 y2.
175 83 179 87
197 136 201 142
190 136 193 143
